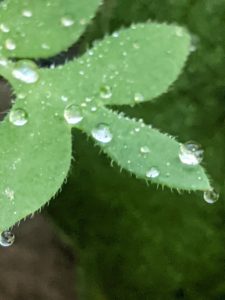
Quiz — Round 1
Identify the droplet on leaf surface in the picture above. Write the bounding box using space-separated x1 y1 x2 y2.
146 167 160 179
64 104 83 125
179 141 203 166
61 16 74 27
91 123 113 144
9 108 28 126
12 60 39 84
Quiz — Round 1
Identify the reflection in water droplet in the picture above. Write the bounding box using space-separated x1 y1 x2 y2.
100 85 112 99
91 123 113 144
12 60 39 84
203 190 219 204
146 167 160 179
179 141 203 166
140 146 150 154
134 93 144 103
61 16 74 27
0 231 15 247
5 39 16 51
64 104 83 125
9 108 28 126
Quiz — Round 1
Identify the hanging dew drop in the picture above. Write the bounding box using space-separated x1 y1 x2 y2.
91 123 113 144
140 146 150 154
61 16 74 27
203 190 219 204
100 85 112 99
146 167 160 179
12 60 39 84
179 141 203 166
64 104 83 125
9 108 28 126
5 39 16 51
0 231 15 247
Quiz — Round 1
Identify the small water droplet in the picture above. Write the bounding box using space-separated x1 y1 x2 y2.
22 9 33 17
0 231 15 247
0 57 8 66
0 23 10 33
61 16 74 27
64 104 83 125
179 141 203 166
12 60 39 84
140 146 150 154
134 93 144 103
203 190 219 204
146 167 160 179
91 123 113 144
5 39 16 51
9 108 28 126
100 85 112 99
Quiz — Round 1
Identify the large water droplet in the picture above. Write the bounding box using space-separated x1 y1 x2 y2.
5 39 16 51
179 141 203 166
61 16 74 27
64 104 83 125
203 190 219 204
9 108 28 126
91 123 113 144
0 231 15 247
100 85 112 99
12 60 39 84
146 167 160 179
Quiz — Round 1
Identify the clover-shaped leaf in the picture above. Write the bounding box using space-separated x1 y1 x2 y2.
0 0 102 58
0 0 211 231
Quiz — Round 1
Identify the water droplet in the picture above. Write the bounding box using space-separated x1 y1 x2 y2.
64 104 83 125
12 60 39 84
140 146 150 154
175 27 184 37
100 85 112 99
0 231 15 247
0 57 8 66
9 108 28 126
146 167 160 179
61 95 68 102
5 39 16 51
91 123 113 144
61 16 74 27
0 23 10 33
22 9 33 17
134 93 144 103
179 141 203 166
203 190 219 204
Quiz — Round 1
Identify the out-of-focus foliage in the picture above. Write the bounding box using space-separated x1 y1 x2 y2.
49 0 225 299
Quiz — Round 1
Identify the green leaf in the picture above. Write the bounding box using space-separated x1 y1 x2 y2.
0 0 102 58
76 106 211 191
0 67 72 231
59 23 191 105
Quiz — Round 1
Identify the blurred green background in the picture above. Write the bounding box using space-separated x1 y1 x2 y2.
48 0 225 299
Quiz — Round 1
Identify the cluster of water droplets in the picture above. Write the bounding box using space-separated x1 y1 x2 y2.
179 141 219 204
0 230 15 247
